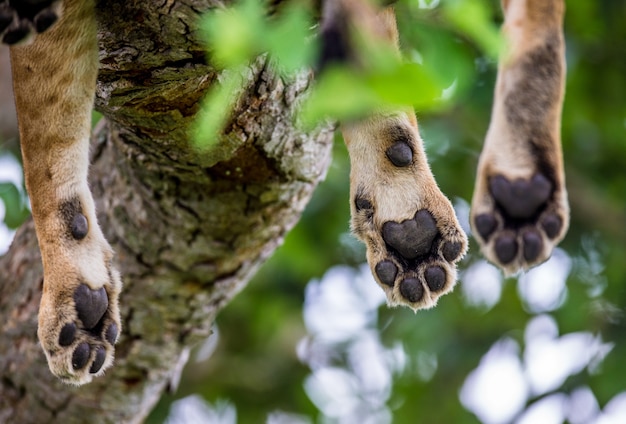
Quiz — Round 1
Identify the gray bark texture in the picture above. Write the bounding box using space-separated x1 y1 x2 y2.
0 0 333 422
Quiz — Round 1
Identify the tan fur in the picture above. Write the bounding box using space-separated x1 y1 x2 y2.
343 113 468 309
11 0 121 385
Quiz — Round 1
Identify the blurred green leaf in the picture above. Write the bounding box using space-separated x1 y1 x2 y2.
298 67 381 126
196 0 317 144
0 182 29 229
266 6 316 74
91 110 103 128
442 0 503 59
368 62 442 106
192 69 245 149
299 62 442 127
201 0 265 69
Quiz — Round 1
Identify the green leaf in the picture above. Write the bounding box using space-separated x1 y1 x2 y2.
91 111 103 128
442 0 503 59
298 67 381 127
299 62 442 128
0 182 30 229
367 62 442 108
266 6 316 75
404 23 477 103
192 69 245 149
201 0 266 68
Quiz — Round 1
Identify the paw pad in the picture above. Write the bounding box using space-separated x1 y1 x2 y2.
494 234 518 264
472 169 567 272
90 346 106 374
59 322 77 346
489 174 552 219
522 230 542 261
373 210 465 308
541 214 562 239
60 198 90 240
33 9 57 33
72 342 91 370
71 213 89 240
382 210 438 259
74 284 108 329
0 0 60 45
474 213 497 241
375 260 398 287
424 266 445 291
105 322 119 345
355 196 373 212
442 241 463 262
386 142 413 167
399 278 423 303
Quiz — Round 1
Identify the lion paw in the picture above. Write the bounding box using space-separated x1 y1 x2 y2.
471 170 568 275
0 0 61 45
344 113 467 310
36 197 121 385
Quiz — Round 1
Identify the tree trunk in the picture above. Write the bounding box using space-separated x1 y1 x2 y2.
0 0 333 422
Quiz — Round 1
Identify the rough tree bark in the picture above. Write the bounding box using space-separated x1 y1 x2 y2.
0 0 333 422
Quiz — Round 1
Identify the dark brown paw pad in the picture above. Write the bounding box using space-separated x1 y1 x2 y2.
424 266 446 292
105 322 119 345
399 278 423 303
355 197 373 212
494 234 518 264
58 322 77 347
72 342 91 370
522 230 542 261
70 343 106 374
541 214 562 239
474 213 497 241
382 210 438 259
386 141 413 167
396 267 446 304
74 284 108 329
53 284 118 374
373 209 465 307
489 174 552 219
473 171 565 269
60 198 90 240
0 0 60 45
71 214 88 240
442 241 463 262
57 319 117 361
375 260 397 287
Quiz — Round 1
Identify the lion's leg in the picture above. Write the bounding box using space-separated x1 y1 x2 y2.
470 0 568 274
10 0 121 385
322 1 467 310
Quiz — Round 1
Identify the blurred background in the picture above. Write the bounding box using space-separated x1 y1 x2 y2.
1 0 625 423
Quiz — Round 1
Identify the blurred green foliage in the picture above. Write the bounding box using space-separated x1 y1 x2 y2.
0 182 29 229
193 0 477 145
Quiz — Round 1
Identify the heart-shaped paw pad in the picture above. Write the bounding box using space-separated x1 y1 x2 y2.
382 210 438 259
74 284 108 329
489 174 552 219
